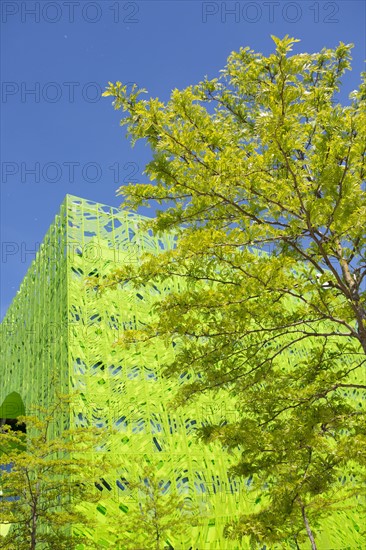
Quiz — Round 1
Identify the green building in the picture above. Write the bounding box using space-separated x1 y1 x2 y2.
1 195 363 549
0 195 247 549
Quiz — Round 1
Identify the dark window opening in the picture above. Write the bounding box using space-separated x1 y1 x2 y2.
0 418 26 433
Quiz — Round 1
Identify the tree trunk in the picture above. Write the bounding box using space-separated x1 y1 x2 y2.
356 305 366 354
30 505 37 550
300 504 317 550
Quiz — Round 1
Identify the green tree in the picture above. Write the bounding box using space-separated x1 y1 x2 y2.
102 36 366 548
110 459 200 550
0 397 110 549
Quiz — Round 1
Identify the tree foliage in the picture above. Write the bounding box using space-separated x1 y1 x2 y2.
102 36 366 548
0 396 109 549
110 459 199 550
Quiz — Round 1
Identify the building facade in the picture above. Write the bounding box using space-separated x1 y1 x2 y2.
1 195 363 549
1 195 247 549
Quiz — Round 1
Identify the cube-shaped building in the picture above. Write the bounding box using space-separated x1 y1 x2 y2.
0 195 246 548
1 195 363 549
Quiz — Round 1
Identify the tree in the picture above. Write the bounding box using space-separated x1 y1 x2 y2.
102 36 366 548
109 458 200 550
0 396 110 549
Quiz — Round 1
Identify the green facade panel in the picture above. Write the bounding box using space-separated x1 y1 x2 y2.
1 201 69 438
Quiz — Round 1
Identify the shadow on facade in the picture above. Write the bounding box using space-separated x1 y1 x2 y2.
0 391 26 434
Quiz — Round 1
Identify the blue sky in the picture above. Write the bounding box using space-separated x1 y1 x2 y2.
1 0 365 319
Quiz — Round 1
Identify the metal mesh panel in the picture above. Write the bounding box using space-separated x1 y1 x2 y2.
1 202 69 437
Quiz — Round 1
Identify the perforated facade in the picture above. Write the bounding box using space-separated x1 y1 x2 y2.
0 195 247 549
1 195 363 549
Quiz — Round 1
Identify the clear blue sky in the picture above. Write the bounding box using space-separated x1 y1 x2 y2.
1 0 365 319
